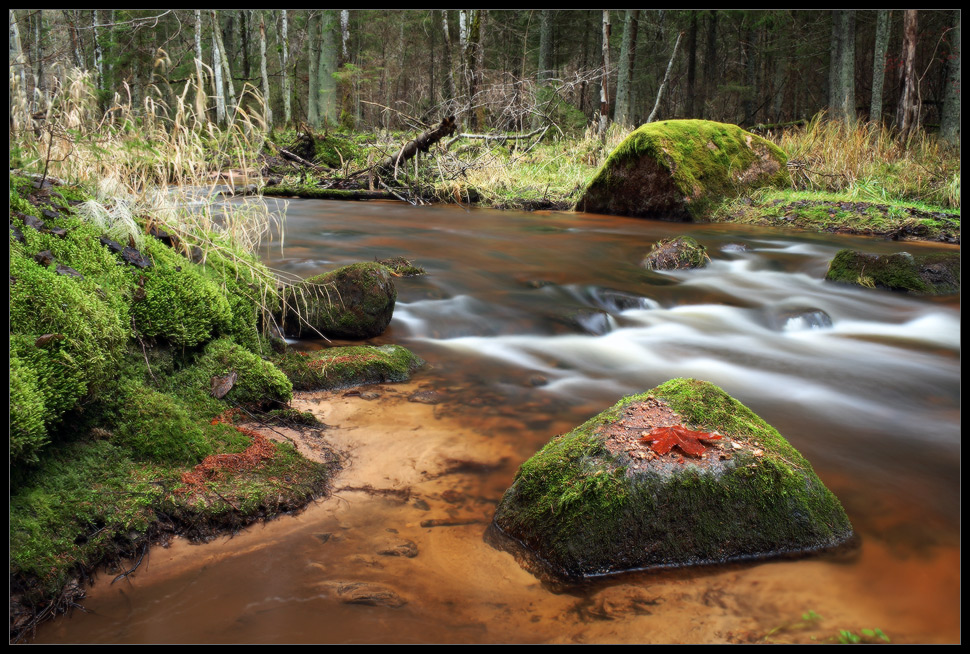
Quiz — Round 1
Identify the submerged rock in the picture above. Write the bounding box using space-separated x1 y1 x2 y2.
492 378 853 579
282 262 397 339
273 344 423 391
641 235 709 270
824 249 960 295
576 120 788 221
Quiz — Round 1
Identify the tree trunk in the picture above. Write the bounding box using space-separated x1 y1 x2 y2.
598 10 611 139
308 12 319 128
703 10 718 119
240 10 251 81
827 11 841 116
440 10 456 112
211 16 226 125
647 30 683 124
828 10 856 123
896 10 919 141
259 12 272 128
212 11 236 121
940 11 960 145
538 10 553 83
318 10 337 128
685 11 698 118
9 9 27 125
743 25 759 125
93 10 104 96
869 10 891 123
32 10 44 106
281 10 292 126
614 10 640 127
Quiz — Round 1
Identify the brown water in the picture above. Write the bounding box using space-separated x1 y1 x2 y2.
33 200 960 644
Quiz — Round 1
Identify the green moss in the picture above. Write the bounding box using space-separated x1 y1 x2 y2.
131 243 233 347
494 378 852 578
282 261 397 340
9 354 49 464
579 120 789 220
825 249 960 295
273 344 424 390
171 337 293 408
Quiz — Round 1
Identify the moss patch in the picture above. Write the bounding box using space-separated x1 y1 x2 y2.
824 249 960 295
274 344 424 391
577 120 789 221
493 378 853 579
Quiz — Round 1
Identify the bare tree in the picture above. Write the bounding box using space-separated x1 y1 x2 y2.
896 10 918 141
258 11 272 128
598 10 611 139
869 10 891 123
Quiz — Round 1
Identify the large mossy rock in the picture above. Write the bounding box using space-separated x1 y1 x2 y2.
577 120 789 221
493 378 853 579
282 262 397 339
273 344 424 390
824 249 960 295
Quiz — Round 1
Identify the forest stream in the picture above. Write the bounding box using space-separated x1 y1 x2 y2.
32 199 960 644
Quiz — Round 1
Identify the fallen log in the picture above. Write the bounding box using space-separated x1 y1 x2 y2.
261 185 402 201
378 116 457 174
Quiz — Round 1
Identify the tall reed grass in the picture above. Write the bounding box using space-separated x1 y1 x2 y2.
774 113 960 210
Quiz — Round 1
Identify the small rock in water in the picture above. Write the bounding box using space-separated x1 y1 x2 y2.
376 538 418 558
408 389 442 405
326 581 407 608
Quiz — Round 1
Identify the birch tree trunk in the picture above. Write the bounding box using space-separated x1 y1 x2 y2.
9 9 27 124
211 11 236 121
258 11 272 128
440 10 456 112
940 11 960 145
647 30 683 124
281 10 292 126
896 10 919 142
869 10 890 123
598 10 611 140
614 10 639 127
93 10 104 95
211 17 226 125
194 10 206 119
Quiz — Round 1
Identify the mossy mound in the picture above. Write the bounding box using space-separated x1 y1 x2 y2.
641 235 710 270
281 262 397 339
577 120 789 221
493 378 853 579
273 344 424 390
824 249 960 295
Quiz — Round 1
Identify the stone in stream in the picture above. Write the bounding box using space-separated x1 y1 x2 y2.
641 235 709 270
492 378 854 579
576 120 788 221
824 249 960 295
324 581 408 608
280 262 397 339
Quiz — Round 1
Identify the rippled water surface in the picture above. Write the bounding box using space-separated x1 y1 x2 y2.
34 200 960 644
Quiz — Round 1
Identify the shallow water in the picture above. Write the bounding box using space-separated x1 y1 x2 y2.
33 200 960 644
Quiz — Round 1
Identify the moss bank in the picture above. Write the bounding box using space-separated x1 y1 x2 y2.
8 174 338 641
273 344 424 391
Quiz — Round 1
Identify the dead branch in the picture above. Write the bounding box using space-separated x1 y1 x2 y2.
445 126 546 148
378 116 458 174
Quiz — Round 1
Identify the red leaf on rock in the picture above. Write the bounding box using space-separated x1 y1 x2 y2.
640 425 721 458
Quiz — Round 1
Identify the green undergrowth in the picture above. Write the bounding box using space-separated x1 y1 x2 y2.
9 174 337 636
712 187 960 242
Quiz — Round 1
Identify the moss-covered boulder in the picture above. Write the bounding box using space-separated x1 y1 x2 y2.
273 344 424 390
493 378 853 579
282 262 397 339
577 120 789 221
824 249 960 295
641 235 709 270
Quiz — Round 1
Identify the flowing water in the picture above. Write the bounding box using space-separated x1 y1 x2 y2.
34 200 960 644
